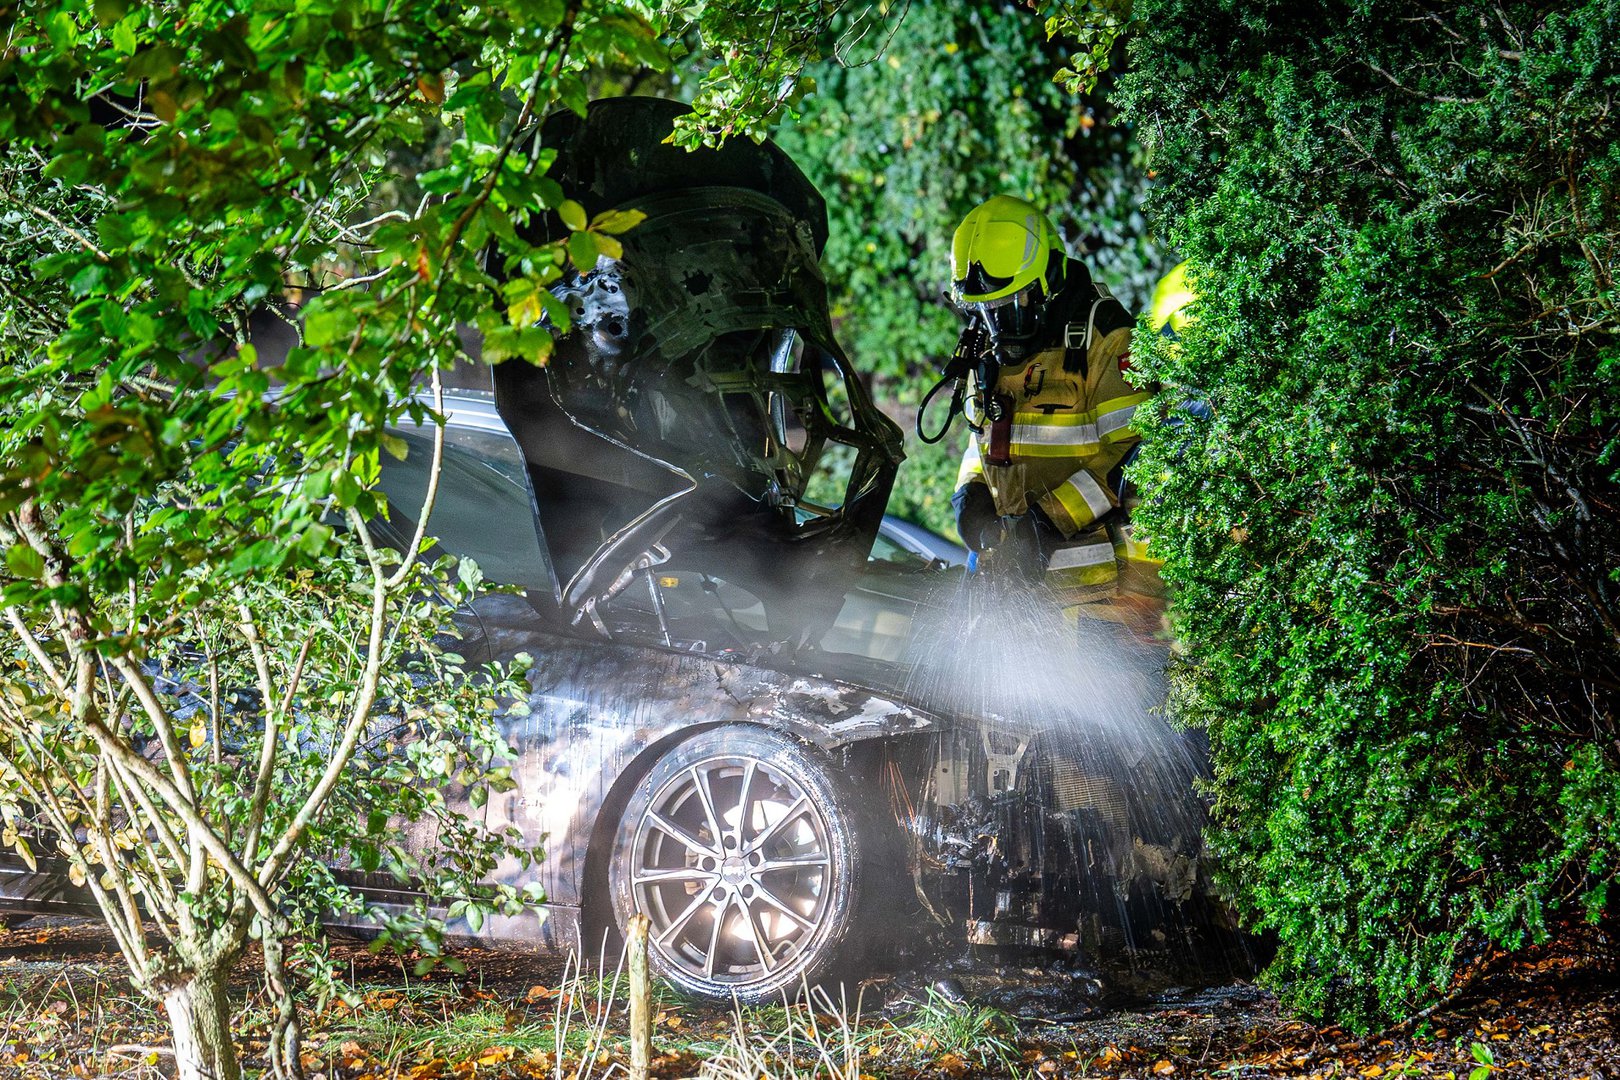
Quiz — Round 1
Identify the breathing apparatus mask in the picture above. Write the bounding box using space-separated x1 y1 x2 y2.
917 264 1060 460
957 275 1050 363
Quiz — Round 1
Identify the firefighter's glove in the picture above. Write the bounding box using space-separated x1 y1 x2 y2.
965 514 1043 582
952 482 998 554
986 513 1044 584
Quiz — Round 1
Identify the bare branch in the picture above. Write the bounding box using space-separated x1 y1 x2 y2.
385 365 447 589
260 508 390 886
78 711 282 925
3 606 68 697
242 627 312 864
109 656 199 807
0 187 110 260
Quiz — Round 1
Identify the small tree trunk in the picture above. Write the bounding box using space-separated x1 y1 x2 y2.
165 965 240 1080
627 913 651 1080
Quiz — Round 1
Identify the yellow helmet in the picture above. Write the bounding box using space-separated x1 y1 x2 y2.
950 196 1067 357
1150 260 1196 336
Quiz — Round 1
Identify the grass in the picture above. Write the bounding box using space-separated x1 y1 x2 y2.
0 957 171 1077
0 922 1031 1080
890 987 1021 1071
695 986 871 1080
316 948 647 1080
675 984 1025 1080
314 952 1030 1080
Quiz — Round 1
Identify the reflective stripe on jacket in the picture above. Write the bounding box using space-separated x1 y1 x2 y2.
1045 532 1120 601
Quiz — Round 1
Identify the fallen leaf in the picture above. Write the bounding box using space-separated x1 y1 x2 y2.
477 1047 513 1067
408 1057 445 1080
1153 1061 1176 1076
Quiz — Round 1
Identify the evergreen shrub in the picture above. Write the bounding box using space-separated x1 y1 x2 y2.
1119 0 1620 1027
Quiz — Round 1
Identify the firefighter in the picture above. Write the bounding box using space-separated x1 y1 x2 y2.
1106 258 1199 603
1149 259 1196 338
948 195 1152 606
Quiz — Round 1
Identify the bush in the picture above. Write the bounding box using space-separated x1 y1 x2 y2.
1118 0 1620 1028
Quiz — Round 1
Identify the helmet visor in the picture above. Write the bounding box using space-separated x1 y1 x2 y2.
959 279 1046 347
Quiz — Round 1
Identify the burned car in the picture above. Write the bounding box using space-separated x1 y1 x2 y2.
355 99 1214 1001
0 98 1214 1001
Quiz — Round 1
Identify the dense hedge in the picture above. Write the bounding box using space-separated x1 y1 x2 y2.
1118 0 1620 1027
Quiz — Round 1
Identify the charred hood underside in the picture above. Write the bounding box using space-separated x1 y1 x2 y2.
494 98 904 652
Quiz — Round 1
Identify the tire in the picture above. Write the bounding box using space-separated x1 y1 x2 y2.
608 726 864 1002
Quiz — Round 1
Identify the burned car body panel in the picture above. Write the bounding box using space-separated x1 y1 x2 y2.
495 98 903 649
367 593 946 955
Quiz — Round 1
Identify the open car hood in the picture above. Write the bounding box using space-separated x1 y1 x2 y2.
493 98 905 649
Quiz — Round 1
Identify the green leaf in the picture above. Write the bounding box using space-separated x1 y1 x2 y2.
557 199 587 231
45 10 78 50
567 231 597 270
591 208 646 235
332 469 361 507
464 903 484 934
379 432 409 461
297 523 334 558
5 545 45 581
110 15 138 54
1470 1043 1493 1066
303 305 355 348
12 836 35 873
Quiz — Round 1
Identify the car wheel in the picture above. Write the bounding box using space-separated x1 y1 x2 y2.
609 726 863 1002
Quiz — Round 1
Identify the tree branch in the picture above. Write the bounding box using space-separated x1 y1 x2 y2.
385 365 447 589
260 509 391 886
3 606 68 697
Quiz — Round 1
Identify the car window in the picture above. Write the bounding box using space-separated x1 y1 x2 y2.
869 530 931 569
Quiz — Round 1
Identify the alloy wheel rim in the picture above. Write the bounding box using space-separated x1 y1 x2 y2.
630 755 834 986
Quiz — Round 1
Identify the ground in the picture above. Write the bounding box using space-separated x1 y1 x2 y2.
0 919 1615 1079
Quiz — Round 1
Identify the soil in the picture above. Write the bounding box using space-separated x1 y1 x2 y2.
0 918 1615 1078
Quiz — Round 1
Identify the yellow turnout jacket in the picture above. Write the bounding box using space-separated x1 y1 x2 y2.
956 284 1157 598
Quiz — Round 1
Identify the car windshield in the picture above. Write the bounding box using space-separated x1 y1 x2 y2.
869 530 931 570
